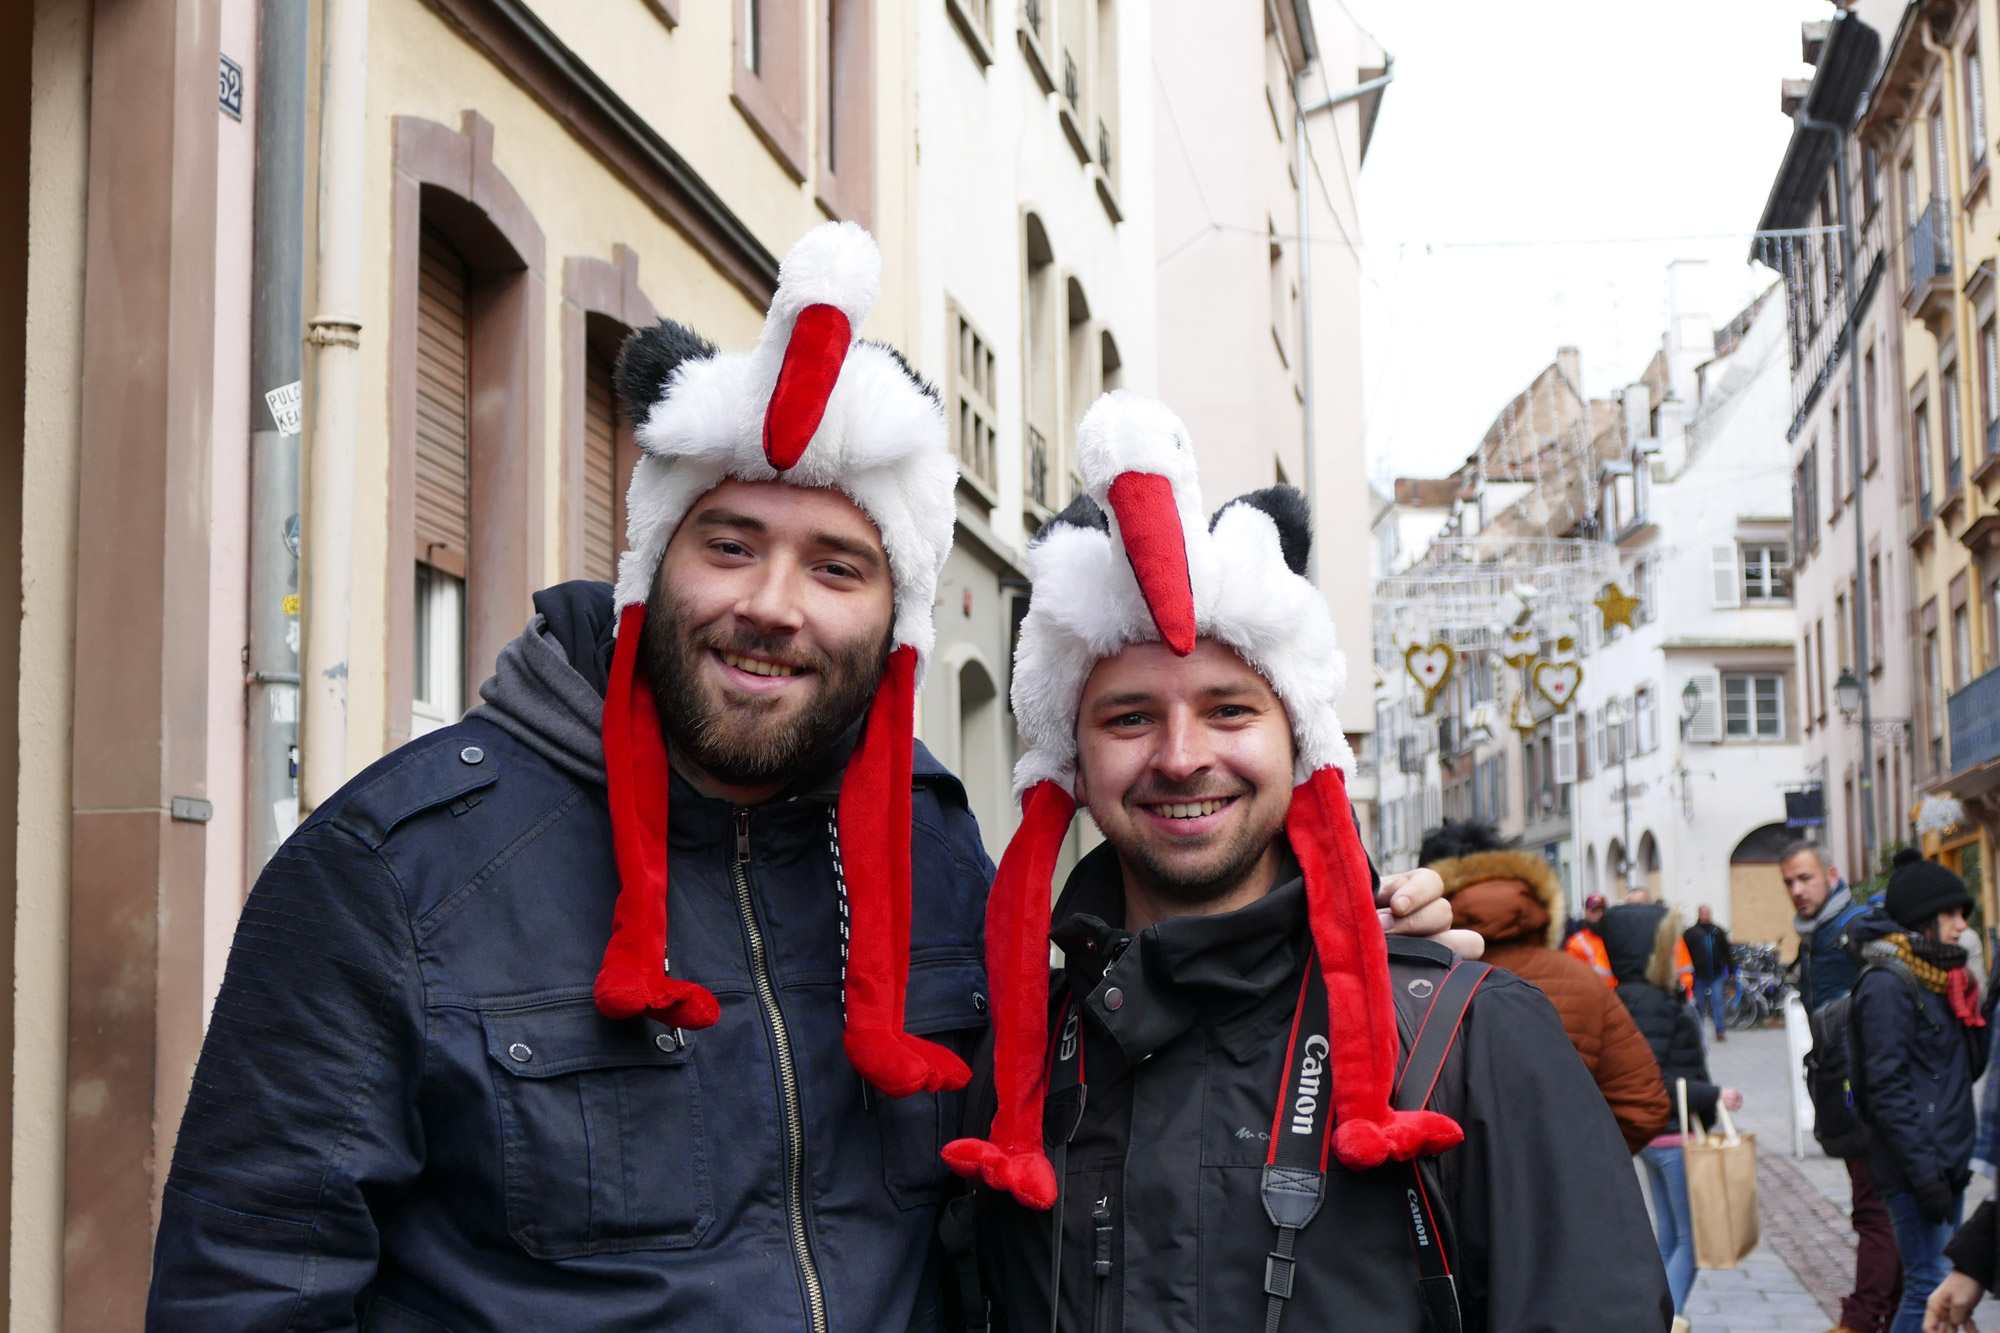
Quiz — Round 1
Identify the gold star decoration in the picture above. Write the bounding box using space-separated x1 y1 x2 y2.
1595 582 1642 633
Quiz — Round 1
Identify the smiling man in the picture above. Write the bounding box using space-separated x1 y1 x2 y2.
945 393 1666 1332
146 230 1454 1333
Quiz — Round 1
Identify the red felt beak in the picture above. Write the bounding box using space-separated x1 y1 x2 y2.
1106 471 1196 656
763 302 853 470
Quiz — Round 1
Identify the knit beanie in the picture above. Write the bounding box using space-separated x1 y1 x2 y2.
1885 859 1974 931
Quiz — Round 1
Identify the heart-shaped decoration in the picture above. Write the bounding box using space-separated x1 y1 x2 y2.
1532 659 1582 712
1404 642 1454 713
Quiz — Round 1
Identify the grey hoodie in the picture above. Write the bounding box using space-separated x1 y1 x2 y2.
463 582 616 788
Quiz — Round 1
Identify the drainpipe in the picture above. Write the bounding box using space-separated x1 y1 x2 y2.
247 0 308 863
1800 105 1876 869
302 0 369 811
1293 56 1395 588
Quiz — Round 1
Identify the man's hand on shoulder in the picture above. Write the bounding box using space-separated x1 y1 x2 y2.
1377 867 1484 960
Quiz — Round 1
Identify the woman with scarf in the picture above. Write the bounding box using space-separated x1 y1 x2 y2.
1849 859 1987 1333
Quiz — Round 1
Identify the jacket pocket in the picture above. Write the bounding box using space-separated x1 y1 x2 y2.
482 997 712 1258
876 961 986 1208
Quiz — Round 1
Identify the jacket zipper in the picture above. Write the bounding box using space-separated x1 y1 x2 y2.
734 808 830 1333
1090 1197 1114 1333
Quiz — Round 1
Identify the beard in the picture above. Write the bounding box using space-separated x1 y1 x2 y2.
639 582 891 789
1095 776 1289 909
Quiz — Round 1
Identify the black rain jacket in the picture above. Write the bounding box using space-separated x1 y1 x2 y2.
147 582 995 1332
1602 903 1719 1131
966 843 1669 1332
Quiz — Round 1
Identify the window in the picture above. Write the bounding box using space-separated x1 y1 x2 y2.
816 0 876 225
580 340 621 583
1836 591 1851 673
1869 554 1885 665
1093 0 1119 193
1815 618 1828 720
733 0 808 178
1268 218 1288 367
1989 575 2000 667
1968 38 1988 170
1633 557 1656 625
1946 363 1966 494
1741 542 1793 603
1915 397 1935 517
1023 214 1058 511
1723 673 1784 739
1903 155 1920 235
1933 109 1952 209
1064 275 1093 500
1793 443 1820 553
948 299 999 500
1864 345 1880 472
1926 625 1945 772
1803 622 1817 732
1984 322 2000 461
1634 686 1659 754
414 223 471 736
1954 601 1971 689
1831 403 1845 507
1863 141 1882 217
1577 708 1594 778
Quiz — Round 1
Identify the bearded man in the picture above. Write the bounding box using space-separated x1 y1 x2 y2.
145 227 1451 1331
945 394 1666 1332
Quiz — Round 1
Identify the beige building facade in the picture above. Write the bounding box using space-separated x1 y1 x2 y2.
13 0 919 1324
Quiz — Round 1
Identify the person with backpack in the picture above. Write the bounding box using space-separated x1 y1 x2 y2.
1601 901 1745 1321
1419 820 1670 1152
1849 860 1988 1333
942 395 1669 1331
1785 839 1903 1333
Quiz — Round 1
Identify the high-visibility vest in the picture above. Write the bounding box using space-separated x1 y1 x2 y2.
1566 928 1614 987
1674 937 1694 999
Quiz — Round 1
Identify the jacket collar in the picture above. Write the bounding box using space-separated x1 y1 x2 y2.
1049 840 1309 1065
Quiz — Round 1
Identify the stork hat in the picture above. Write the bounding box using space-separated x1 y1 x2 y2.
940 391 1464 1209
598 222 967 1099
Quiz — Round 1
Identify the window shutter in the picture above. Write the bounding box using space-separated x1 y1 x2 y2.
1554 714 1577 784
415 225 471 575
582 344 619 583
1710 543 1740 608
1686 670 1722 742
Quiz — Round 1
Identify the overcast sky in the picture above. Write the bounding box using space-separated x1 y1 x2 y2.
1337 0 1834 486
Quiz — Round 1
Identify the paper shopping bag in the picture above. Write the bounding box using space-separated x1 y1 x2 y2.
1678 1078 1759 1269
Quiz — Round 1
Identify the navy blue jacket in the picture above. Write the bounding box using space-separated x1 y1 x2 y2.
148 588 994 1331
1851 920 1988 1197
1798 888 1867 1012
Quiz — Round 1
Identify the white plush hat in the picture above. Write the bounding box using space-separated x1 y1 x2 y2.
595 223 969 1103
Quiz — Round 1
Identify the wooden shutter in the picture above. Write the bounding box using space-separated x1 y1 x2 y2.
1553 714 1577 784
415 225 470 576
583 343 618 583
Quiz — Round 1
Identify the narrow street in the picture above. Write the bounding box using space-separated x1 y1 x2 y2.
1682 1022 2000 1332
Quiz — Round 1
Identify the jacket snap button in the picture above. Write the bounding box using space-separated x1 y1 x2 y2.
460 745 485 765
1104 987 1124 1011
507 1042 532 1062
655 1032 679 1052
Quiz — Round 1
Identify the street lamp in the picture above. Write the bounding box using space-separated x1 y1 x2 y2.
1834 666 1863 719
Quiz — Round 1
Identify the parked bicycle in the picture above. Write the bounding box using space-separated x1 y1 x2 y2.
1722 942 1791 1029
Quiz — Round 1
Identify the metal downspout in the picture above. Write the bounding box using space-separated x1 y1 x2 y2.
247 0 307 866
302 0 369 810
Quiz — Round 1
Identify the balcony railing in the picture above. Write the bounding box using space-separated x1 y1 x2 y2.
1783 203 1884 438
1948 663 2000 773
1025 425 1051 510
1908 197 1953 294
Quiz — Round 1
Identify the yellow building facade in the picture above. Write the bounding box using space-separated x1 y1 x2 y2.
1864 0 2000 921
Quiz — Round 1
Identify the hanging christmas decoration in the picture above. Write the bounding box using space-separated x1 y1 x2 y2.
1501 625 1537 669
1404 641 1454 714
1532 658 1582 711
1915 794 1966 838
1507 690 1539 734
1594 582 1642 633
1467 700 1501 744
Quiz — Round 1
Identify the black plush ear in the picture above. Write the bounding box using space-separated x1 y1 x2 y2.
614 320 718 426
1032 492 1109 546
862 340 942 403
1211 486 1311 576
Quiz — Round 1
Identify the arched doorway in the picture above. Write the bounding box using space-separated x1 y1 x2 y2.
1730 822 1797 952
957 656 1002 858
1637 831 1661 902
1606 838 1626 898
1583 844 1598 900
